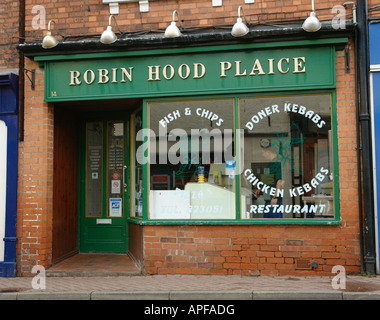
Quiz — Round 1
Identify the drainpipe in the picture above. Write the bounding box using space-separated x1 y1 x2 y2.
18 0 25 141
357 0 376 276
355 28 365 275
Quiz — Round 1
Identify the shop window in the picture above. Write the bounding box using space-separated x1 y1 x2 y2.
137 93 337 223
240 94 335 220
146 98 236 220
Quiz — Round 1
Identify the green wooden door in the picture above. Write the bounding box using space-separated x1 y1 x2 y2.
79 118 129 253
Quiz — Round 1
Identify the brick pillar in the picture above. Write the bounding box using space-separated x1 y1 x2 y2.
16 59 54 276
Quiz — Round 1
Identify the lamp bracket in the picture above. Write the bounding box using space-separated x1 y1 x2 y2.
212 0 222 6
213 0 254 6
103 0 150 13
24 69 35 91
109 3 119 14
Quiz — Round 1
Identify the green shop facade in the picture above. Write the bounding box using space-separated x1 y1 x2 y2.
18 27 364 275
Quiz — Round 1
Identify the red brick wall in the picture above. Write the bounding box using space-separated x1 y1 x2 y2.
16 58 54 276
143 223 360 276
23 0 364 43
10 0 379 75
0 0 19 70
369 0 380 19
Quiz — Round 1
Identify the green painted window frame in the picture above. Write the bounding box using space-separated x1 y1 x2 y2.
127 89 340 226
130 107 144 219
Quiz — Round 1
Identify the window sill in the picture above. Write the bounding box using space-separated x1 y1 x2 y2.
127 217 340 226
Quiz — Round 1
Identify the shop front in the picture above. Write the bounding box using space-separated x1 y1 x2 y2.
18 31 362 276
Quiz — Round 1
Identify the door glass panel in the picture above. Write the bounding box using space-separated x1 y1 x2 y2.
107 121 124 217
132 110 143 217
86 121 103 217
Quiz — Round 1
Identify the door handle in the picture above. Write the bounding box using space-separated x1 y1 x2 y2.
123 165 127 188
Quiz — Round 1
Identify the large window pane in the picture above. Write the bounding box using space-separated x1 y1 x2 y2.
240 94 334 219
147 99 236 220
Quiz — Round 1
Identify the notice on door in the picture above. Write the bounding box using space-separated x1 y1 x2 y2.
112 180 121 194
109 198 122 217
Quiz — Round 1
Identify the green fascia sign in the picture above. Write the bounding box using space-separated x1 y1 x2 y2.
35 39 347 102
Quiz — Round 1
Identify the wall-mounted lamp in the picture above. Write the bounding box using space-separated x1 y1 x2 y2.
100 15 124 44
231 6 249 37
42 20 64 49
165 10 182 38
302 0 321 32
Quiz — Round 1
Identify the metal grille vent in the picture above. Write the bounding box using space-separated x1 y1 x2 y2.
295 259 312 270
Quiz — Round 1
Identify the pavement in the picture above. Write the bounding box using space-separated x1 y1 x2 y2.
1 274 380 300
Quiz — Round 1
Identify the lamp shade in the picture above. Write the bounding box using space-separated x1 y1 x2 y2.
165 21 182 37
302 11 321 32
42 31 58 49
100 26 117 44
231 17 249 37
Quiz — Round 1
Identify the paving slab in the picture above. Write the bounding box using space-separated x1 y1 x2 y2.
252 290 342 300
169 291 253 300
342 291 380 300
91 291 170 300
0 293 17 300
16 291 92 300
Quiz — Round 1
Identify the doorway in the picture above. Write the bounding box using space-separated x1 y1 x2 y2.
79 117 130 253
52 99 142 265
